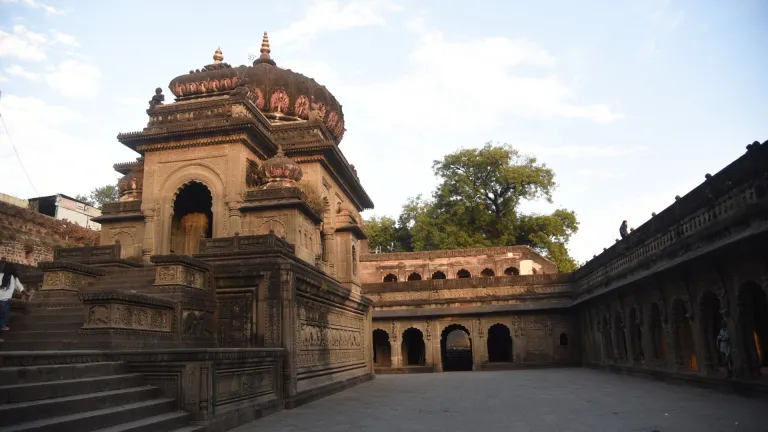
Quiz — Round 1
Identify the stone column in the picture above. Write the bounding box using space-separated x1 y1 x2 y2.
390 321 400 368
141 208 156 263
227 202 242 236
474 318 486 370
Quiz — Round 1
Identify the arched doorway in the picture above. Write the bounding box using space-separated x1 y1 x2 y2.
487 323 513 363
372 329 391 367
629 308 643 361
431 271 446 280
737 282 768 371
407 272 422 281
383 273 397 282
481 268 495 277
504 266 520 276
700 292 724 369
171 181 213 255
441 324 472 371
456 269 471 279
672 298 697 371
650 303 667 361
614 313 628 360
401 328 426 366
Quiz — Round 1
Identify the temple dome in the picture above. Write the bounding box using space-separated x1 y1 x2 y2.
259 147 303 189
167 32 345 143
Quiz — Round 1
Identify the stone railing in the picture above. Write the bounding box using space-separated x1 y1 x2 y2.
197 232 296 255
363 273 574 293
573 141 768 299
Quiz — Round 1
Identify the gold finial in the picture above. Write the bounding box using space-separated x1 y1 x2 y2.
213 47 224 64
254 31 276 66
260 32 271 55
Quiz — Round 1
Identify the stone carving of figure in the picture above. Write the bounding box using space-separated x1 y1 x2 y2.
619 220 629 239
149 87 165 108
716 322 732 375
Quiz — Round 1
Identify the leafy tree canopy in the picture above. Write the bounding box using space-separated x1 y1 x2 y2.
75 184 119 208
363 143 580 272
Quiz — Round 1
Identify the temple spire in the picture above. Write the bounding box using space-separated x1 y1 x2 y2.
254 31 276 66
213 47 223 64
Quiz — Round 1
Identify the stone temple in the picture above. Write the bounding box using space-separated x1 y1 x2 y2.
0 33 766 431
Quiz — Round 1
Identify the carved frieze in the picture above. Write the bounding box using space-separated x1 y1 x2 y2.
42 271 95 292
83 303 172 332
297 296 366 368
155 265 206 289
182 310 214 337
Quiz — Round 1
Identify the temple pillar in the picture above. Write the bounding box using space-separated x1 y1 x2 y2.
227 202 242 235
141 208 155 262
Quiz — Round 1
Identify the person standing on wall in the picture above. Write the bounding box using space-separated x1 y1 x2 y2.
0 260 25 343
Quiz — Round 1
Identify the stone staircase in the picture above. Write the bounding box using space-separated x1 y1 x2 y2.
0 361 203 431
0 266 158 351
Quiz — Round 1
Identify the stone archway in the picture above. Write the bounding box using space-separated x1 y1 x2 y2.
373 329 391 367
401 327 426 366
481 268 495 277
441 324 472 371
649 303 667 361
407 272 422 281
383 273 397 282
487 323 513 363
170 181 213 255
457 269 471 279
431 271 446 280
504 266 519 276
672 298 697 371
737 282 768 372
700 292 724 370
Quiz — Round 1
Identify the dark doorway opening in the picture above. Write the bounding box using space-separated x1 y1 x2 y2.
171 181 213 255
401 328 426 366
487 323 513 362
373 329 391 367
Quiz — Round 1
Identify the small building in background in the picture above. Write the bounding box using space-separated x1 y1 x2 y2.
27 194 102 230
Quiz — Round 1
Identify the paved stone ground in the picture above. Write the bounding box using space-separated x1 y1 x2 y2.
232 368 764 432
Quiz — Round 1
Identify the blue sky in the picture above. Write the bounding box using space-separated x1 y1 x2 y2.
0 0 766 263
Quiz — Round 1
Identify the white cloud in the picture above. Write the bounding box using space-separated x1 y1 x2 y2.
49 29 79 47
0 0 65 15
341 28 623 136
0 94 130 199
0 25 47 61
46 60 102 99
5 64 40 80
264 0 403 51
0 74 8 82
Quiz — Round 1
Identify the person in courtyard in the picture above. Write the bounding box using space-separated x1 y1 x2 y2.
717 321 733 377
619 220 629 239
0 261 25 343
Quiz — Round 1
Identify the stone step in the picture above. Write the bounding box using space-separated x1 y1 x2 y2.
0 386 159 426
0 397 176 432
90 411 191 432
26 307 85 316
0 373 144 404
14 312 83 323
0 340 85 351
167 425 206 432
1 330 78 342
11 320 82 332
0 362 126 385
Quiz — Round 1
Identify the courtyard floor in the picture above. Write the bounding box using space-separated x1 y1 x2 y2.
232 368 764 432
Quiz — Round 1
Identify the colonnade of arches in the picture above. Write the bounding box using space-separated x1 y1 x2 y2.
381 266 522 282
583 281 768 378
372 322 571 371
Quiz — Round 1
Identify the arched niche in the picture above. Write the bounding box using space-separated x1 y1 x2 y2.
383 273 398 282
487 323 513 363
372 329 391 367
431 271 446 280
401 327 426 366
481 268 495 277
441 324 472 371
504 266 519 276
407 272 422 281
456 269 471 279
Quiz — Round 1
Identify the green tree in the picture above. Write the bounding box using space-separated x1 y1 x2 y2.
399 143 580 272
75 184 119 208
363 215 413 253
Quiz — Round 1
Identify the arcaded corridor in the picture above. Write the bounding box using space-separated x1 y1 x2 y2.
233 369 763 432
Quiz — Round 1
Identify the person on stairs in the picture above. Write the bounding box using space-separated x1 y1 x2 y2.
0 261 25 343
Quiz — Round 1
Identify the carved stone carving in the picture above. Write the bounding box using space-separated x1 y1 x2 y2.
182 310 214 337
82 303 172 332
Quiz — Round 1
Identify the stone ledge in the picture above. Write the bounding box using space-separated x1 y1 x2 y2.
38 260 107 277
79 289 177 308
151 254 213 272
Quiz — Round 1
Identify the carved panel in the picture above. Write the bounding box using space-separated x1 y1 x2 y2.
217 293 254 347
182 310 214 337
263 300 281 347
297 296 365 368
42 271 94 291
155 265 205 289
83 304 172 332
215 366 275 406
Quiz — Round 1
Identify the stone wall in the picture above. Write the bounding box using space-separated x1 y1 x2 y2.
0 200 99 265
